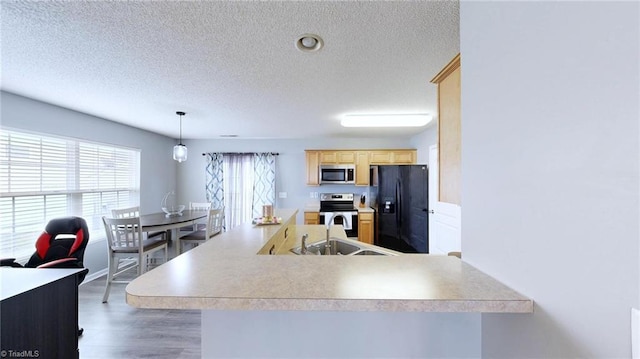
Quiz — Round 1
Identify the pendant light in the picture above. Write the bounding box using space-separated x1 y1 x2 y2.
173 111 188 162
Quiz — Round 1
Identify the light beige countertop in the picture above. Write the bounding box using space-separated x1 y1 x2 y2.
126 208 533 313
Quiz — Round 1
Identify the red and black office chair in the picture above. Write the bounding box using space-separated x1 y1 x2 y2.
28 216 89 274
2 216 90 274
1 216 90 335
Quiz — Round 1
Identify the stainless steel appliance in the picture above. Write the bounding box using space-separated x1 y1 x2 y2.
370 165 429 253
318 193 358 239
319 165 355 184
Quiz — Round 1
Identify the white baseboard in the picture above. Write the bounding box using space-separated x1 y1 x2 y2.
81 268 108 285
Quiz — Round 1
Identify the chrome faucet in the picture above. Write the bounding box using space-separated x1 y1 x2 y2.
325 213 347 255
300 234 309 255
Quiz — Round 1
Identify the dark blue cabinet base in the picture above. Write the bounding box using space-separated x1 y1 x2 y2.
1 270 80 359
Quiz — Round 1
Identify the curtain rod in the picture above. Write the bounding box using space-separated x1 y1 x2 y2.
202 152 279 156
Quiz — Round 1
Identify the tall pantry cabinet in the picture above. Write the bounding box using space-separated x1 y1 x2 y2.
430 54 461 205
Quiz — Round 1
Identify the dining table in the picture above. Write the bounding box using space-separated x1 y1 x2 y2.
139 209 208 251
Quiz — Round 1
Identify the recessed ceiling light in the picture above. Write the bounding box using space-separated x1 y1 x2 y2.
341 114 433 128
296 34 323 52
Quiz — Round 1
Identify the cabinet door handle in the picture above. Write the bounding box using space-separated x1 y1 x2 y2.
269 245 276 255
284 227 289 238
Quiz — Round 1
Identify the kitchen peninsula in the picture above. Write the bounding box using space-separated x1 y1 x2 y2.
126 209 532 358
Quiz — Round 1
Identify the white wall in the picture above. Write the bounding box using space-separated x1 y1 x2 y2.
203 310 480 358
177 137 414 223
460 2 639 358
1 91 177 276
410 125 437 165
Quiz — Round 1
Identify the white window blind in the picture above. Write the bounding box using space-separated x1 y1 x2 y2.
0 128 140 260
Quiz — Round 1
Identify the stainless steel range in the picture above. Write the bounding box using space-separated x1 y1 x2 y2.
319 193 358 239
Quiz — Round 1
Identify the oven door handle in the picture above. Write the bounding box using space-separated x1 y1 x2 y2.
320 212 356 231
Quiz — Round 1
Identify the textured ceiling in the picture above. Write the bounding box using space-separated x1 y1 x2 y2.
1 1 459 140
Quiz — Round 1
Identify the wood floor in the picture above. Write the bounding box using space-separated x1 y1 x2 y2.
78 255 201 358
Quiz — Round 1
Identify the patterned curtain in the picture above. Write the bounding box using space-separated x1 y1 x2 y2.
205 153 224 210
252 153 276 219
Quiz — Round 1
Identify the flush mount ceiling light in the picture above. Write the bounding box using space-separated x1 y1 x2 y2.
341 114 434 128
173 111 188 163
295 34 323 52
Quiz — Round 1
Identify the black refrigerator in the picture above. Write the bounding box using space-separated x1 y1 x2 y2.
370 165 429 253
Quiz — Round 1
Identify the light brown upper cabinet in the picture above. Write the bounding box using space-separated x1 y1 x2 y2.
390 150 416 164
431 54 461 205
305 149 416 187
355 151 370 186
320 151 355 164
305 150 320 186
369 150 416 165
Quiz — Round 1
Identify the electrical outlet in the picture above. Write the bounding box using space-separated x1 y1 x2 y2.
278 192 287 199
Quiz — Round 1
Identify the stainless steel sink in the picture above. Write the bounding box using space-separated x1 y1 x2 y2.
290 238 396 256
290 237 360 255
352 249 387 255
313 238 360 255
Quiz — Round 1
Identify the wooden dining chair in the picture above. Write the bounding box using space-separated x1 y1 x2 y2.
190 202 212 211
179 202 212 234
179 208 224 254
112 206 166 240
111 206 139 219
101 216 168 303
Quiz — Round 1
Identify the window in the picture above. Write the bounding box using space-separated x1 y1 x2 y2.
205 152 276 231
0 128 140 260
222 154 255 229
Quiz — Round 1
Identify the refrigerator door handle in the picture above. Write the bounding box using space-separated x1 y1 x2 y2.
395 179 401 240
396 179 402 227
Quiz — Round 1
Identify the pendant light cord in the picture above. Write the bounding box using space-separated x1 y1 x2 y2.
176 111 186 145
179 114 183 145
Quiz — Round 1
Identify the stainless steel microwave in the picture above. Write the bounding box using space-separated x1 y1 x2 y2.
320 165 355 184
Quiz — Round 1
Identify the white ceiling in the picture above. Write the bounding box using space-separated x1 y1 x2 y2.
1 1 459 140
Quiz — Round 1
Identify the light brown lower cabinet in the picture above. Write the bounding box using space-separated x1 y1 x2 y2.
258 217 295 255
358 212 374 245
304 212 319 225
